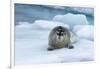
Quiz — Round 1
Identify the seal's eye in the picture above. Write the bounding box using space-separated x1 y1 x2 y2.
56 31 59 35
56 30 64 36
61 32 64 36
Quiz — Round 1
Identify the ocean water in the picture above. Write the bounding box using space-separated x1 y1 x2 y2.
15 4 94 25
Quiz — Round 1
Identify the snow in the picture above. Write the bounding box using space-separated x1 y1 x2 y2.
53 13 89 27
33 20 69 30
17 20 69 30
70 31 79 44
16 38 94 64
73 25 94 41
15 19 94 64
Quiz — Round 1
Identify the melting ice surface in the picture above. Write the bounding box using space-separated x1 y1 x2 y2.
15 13 94 64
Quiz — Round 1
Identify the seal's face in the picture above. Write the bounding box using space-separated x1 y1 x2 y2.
56 26 65 42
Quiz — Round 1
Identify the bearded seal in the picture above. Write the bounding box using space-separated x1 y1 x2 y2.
48 26 74 51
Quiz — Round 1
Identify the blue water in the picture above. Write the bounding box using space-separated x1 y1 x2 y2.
15 3 94 25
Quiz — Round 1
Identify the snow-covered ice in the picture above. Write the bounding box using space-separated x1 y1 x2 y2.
15 19 94 64
73 25 94 41
17 20 69 30
53 13 89 27
33 20 69 30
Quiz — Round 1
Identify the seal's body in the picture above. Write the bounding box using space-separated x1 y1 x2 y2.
48 26 74 51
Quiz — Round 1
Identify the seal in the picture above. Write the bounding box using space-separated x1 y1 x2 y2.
48 26 74 51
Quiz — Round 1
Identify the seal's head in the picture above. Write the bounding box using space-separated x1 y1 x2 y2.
55 26 65 41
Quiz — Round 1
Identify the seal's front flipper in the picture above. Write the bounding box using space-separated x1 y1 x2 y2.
47 46 55 51
68 45 74 49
